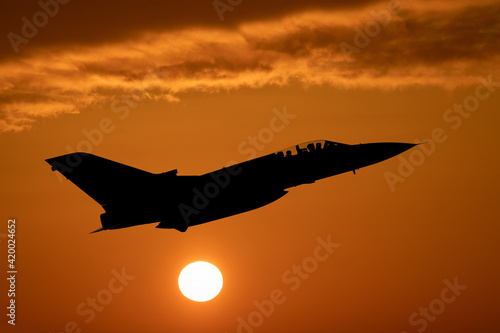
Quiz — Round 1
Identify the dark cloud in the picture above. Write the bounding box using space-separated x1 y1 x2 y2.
245 3 500 67
365 4 500 65
0 0 379 61
1 0 498 132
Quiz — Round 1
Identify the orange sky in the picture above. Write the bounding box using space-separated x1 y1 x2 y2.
1 1 499 332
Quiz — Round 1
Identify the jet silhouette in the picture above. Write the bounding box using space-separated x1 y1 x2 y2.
46 140 416 232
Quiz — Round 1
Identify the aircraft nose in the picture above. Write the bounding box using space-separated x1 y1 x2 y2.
356 142 417 167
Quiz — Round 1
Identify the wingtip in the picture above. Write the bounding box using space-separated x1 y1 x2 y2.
90 227 105 234
45 157 56 165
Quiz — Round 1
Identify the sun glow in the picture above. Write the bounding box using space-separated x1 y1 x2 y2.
178 261 223 302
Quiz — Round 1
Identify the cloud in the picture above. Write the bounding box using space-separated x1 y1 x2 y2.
0 0 381 60
0 0 498 132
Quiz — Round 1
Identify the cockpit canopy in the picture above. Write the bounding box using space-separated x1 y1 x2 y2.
275 140 348 158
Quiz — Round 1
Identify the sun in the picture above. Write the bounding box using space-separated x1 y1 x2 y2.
178 261 223 302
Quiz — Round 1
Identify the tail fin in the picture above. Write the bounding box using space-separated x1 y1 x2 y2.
45 153 155 207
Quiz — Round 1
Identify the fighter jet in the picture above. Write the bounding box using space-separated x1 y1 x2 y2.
46 140 416 232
